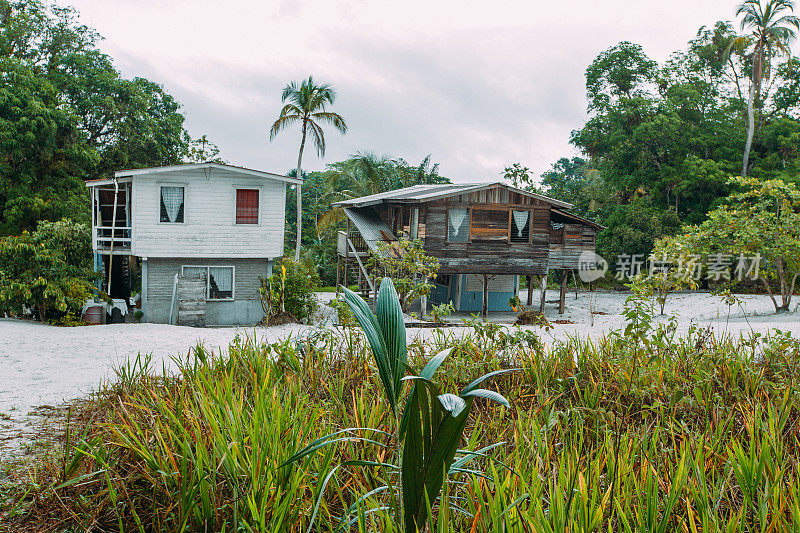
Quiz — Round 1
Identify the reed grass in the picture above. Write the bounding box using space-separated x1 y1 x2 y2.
3 321 800 532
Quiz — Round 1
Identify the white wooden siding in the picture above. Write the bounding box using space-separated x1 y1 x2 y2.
131 170 286 258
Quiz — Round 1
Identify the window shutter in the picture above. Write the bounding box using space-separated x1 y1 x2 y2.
236 189 259 224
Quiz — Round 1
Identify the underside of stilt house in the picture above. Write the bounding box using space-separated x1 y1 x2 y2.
334 182 602 316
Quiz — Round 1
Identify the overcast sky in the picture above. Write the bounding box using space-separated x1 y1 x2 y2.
69 0 775 182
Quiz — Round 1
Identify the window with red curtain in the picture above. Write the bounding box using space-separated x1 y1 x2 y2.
236 189 259 224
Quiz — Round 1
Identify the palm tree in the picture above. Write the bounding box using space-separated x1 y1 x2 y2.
734 0 799 176
315 152 399 232
269 76 347 260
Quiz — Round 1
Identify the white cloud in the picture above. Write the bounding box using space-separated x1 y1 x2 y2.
69 0 786 181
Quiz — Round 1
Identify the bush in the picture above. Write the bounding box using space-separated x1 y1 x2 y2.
0 219 97 322
428 301 454 323
367 237 440 312
515 306 552 330
259 257 319 324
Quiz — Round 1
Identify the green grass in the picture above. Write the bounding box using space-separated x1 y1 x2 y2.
3 322 800 531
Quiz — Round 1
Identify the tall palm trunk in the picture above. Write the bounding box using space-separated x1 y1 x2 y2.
742 82 756 177
742 80 756 177
295 121 307 261
742 43 764 178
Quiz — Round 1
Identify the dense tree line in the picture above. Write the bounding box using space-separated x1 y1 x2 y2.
0 0 198 235
531 20 800 263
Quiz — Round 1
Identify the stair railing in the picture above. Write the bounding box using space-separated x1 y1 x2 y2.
348 237 375 295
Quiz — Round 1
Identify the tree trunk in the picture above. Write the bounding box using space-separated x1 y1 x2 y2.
295 122 307 261
742 80 756 177
761 275 780 313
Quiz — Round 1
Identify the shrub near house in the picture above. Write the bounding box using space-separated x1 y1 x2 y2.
0 219 97 322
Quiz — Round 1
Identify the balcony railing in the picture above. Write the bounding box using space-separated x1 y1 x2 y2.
93 225 132 253
337 230 369 257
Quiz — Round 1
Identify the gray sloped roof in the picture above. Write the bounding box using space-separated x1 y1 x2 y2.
344 207 397 254
333 182 573 209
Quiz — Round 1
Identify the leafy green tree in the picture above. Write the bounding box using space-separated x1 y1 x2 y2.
629 239 700 315
733 0 799 176
584 42 659 113
187 134 224 164
540 157 590 211
269 76 348 261
679 176 800 312
0 0 195 235
502 163 539 191
0 218 97 321
368 237 440 312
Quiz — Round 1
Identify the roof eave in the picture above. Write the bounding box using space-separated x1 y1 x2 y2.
113 163 302 184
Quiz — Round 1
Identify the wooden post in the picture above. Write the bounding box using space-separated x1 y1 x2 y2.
336 255 341 295
482 273 489 319
559 270 567 314
526 275 534 306
343 219 350 289
539 273 547 313
572 270 579 299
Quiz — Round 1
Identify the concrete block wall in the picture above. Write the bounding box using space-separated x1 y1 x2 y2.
145 257 269 325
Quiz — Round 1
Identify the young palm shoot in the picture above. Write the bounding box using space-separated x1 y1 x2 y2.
283 278 514 532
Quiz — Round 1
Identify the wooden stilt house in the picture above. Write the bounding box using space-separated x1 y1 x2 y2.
334 182 602 316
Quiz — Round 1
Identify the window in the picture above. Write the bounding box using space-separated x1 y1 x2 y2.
391 206 403 236
410 208 419 239
447 208 469 242
160 186 185 223
510 210 531 243
181 265 235 300
236 189 259 224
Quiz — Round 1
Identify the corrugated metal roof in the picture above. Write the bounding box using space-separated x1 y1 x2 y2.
333 182 573 208
551 208 605 230
344 207 397 254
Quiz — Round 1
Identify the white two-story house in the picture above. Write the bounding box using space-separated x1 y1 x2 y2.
86 163 300 326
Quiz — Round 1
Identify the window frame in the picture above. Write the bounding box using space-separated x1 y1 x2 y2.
158 184 187 224
234 188 261 225
446 206 471 243
180 265 236 301
509 209 533 244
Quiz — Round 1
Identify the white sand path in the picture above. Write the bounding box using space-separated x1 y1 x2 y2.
0 291 797 455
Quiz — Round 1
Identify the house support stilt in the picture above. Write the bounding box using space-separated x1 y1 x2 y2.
526 275 534 306
481 273 489 319
539 274 547 313
559 270 568 314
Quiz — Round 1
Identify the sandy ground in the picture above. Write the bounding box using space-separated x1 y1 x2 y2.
1 290 797 456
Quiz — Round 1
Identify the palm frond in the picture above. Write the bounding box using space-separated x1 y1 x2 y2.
311 111 348 134
307 119 326 157
269 109 302 140
316 208 346 232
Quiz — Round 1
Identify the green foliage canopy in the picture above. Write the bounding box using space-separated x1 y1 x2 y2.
0 0 193 235
0 218 97 321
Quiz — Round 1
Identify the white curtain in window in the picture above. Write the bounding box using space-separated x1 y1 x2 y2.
449 208 468 236
512 210 529 237
410 208 419 239
161 187 184 222
209 267 233 293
